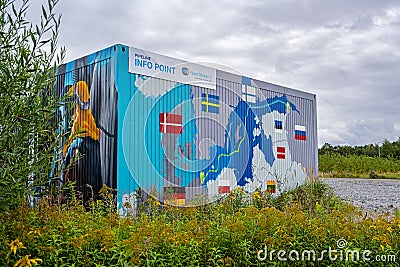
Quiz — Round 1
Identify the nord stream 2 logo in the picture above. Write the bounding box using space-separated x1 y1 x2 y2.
181 67 189 76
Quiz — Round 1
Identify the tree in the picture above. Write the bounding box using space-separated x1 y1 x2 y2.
381 139 395 159
0 0 64 212
319 143 334 155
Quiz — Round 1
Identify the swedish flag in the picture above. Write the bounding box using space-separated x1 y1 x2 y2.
202 93 220 113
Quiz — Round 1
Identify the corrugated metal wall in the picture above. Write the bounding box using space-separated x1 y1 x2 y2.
120 71 317 207
54 57 117 204
54 45 317 209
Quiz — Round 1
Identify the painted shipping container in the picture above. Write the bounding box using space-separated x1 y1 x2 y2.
54 44 318 214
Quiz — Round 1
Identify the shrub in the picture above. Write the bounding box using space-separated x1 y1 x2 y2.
0 0 64 213
1 182 399 266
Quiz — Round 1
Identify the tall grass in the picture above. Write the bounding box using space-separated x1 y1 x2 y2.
1 181 399 266
319 154 400 178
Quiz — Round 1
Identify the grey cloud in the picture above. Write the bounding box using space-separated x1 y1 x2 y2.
349 14 375 31
242 0 398 28
27 0 400 146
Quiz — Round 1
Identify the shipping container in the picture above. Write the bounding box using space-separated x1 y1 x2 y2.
54 44 318 214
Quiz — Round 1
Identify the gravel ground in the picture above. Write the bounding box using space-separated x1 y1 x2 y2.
321 178 400 214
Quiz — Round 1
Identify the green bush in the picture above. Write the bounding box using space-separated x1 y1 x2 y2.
0 0 64 213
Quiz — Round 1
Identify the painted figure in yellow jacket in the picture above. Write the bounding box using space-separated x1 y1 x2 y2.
63 81 100 156
63 81 102 204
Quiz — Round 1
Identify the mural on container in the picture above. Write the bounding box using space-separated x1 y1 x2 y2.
120 73 310 212
54 45 315 213
54 49 117 205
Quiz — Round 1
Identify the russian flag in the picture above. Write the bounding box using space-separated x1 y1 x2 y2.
295 125 306 141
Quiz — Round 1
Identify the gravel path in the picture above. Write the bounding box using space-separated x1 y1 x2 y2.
321 178 400 213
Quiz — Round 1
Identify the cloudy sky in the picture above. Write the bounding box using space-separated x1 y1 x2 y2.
29 0 400 147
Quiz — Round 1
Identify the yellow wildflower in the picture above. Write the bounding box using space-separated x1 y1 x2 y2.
276 226 284 233
252 191 261 200
13 255 43 267
28 229 41 236
10 239 26 255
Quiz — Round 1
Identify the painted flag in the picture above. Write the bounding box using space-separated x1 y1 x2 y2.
277 146 285 159
275 120 283 132
202 93 220 113
159 113 182 134
267 180 276 194
164 186 186 206
242 84 256 103
294 125 307 141
218 179 230 194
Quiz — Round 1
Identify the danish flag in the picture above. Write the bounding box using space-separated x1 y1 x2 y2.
159 113 182 134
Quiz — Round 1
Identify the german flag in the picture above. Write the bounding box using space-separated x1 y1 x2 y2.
164 186 186 206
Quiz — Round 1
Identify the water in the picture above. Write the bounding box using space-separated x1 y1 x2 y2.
321 178 400 213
